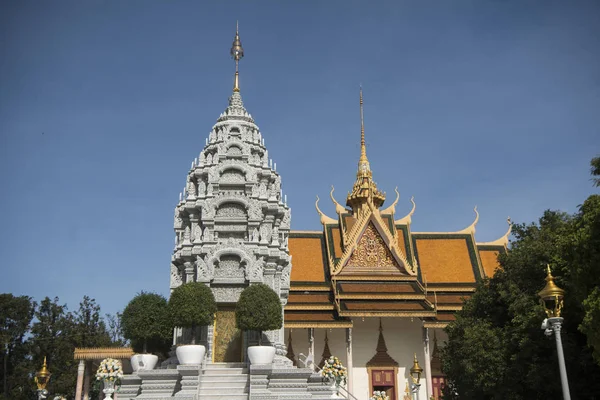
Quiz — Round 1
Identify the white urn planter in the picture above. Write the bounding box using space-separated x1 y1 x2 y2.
130 354 158 372
247 345 276 364
176 344 206 365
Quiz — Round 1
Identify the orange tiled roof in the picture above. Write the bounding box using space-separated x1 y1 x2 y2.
289 234 328 283
479 248 502 278
330 227 343 258
414 235 478 283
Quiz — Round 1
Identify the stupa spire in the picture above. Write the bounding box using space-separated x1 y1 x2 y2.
230 21 244 92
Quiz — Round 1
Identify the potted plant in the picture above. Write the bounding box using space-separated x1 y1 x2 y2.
168 282 217 365
236 283 283 364
121 292 171 371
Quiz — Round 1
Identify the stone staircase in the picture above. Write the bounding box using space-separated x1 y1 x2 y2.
198 362 249 400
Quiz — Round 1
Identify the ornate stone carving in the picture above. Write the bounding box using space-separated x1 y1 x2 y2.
174 209 183 229
346 222 399 269
186 178 196 198
248 200 263 220
196 255 210 281
280 208 291 229
220 169 245 183
211 286 245 303
259 182 267 198
192 223 202 243
215 254 244 279
248 256 265 281
170 263 182 288
226 145 242 156
197 180 206 196
216 203 247 218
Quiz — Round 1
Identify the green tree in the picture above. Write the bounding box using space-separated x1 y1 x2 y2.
30 297 77 398
168 283 216 344
442 159 600 399
590 156 600 187
235 283 282 345
0 294 35 400
121 292 171 353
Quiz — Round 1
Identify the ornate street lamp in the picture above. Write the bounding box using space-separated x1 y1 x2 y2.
538 265 571 400
34 356 51 400
409 353 423 400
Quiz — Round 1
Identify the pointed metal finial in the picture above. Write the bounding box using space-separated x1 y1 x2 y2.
358 86 370 174
230 21 244 92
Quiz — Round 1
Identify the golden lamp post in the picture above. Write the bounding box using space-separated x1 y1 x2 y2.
34 356 51 400
409 353 423 400
538 265 571 400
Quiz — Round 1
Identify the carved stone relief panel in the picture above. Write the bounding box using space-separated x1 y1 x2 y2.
211 285 245 303
216 203 247 219
220 169 245 184
215 254 245 279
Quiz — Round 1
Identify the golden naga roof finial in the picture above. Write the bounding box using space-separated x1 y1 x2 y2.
346 87 386 212
230 21 244 92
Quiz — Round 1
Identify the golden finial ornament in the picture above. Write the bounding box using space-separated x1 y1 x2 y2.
346 87 386 212
410 353 423 384
230 21 244 92
35 356 51 390
538 264 565 318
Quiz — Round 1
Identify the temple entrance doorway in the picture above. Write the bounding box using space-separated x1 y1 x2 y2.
212 306 243 362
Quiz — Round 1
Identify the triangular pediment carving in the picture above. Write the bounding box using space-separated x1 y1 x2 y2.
346 222 399 269
331 206 415 277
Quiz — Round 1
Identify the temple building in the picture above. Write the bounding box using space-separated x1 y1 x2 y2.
73 28 510 400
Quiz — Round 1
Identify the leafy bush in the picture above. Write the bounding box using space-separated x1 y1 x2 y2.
168 282 217 344
236 283 282 344
121 292 171 353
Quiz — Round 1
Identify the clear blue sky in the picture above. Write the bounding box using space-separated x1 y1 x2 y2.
1 1 598 318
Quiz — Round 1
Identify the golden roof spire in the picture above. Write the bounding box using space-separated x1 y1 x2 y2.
359 86 369 172
346 87 386 212
230 21 244 92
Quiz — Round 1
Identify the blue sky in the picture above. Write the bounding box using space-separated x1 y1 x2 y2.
1 1 598 318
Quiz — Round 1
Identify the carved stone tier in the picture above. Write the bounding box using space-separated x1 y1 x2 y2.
170 89 292 360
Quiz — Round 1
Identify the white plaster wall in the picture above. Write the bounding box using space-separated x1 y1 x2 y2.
284 328 348 367
352 318 428 400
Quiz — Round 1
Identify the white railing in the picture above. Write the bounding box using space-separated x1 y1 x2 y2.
298 353 360 400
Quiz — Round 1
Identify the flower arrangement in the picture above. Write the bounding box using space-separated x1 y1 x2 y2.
95 358 123 382
370 390 390 400
321 356 347 386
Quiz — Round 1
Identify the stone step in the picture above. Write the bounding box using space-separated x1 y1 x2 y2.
204 362 247 368
198 386 248 398
202 367 248 375
200 379 249 389
195 395 248 400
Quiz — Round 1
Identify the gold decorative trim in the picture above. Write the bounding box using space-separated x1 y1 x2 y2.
74 347 133 360
316 196 338 225
336 294 426 300
284 321 353 329
337 311 437 318
423 322 449 329
290 230 324 235
285 304 335 310
380 187 400 216
427 286 476 292
332 275 418 282
290 285 332 292
436 305 463 311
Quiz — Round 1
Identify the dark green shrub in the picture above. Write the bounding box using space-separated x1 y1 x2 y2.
121 291 171 353
168 282 217 344
236 283 282 345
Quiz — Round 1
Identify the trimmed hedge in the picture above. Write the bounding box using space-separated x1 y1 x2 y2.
168 282 217 344
121 291 171 354
236 283 282 344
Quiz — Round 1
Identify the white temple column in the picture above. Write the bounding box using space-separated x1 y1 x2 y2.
346 327 354 396
83 360 91 400
308 328 315 367
75 359 85 400
423 327 433 398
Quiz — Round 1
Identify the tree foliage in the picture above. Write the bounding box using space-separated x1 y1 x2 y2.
442 159 600 400
0 295 117 400
121 292 171 353
168 282 216 344
0 294 35 400
236 283 282 343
